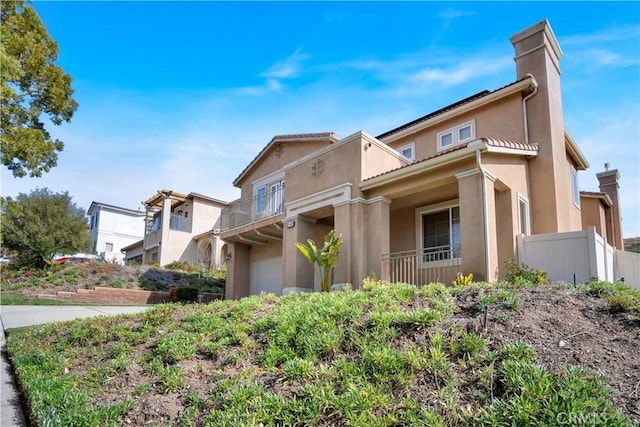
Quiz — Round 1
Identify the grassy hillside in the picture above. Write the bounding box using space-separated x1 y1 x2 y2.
5 279 640 426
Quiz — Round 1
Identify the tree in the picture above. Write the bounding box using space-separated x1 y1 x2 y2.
1 0 79 178
0 188 91 268
295 229 343 292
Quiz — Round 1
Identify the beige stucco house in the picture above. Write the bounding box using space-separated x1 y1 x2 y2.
220 20 625 299
124 190 229 268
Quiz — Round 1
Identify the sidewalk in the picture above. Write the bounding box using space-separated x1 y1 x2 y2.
0 305 152 427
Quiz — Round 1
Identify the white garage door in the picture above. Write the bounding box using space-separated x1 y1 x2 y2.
251 257 283 295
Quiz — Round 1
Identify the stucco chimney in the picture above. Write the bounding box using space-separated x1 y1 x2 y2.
597 168 624 248
509 20 580 234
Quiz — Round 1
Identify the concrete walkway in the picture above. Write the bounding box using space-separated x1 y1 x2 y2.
0 305 152 427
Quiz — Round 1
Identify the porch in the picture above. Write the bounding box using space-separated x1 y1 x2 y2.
382 245 462 286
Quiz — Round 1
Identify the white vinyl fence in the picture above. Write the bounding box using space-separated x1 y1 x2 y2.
517 227 638 289
616 249 640 290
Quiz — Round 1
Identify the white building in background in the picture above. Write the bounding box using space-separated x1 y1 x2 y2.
87 201 145 264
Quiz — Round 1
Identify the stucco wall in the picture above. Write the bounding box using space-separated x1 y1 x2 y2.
385 94 525 161
237 140 331 199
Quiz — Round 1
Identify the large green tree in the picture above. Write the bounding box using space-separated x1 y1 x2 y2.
1 0 78 178
1 188 91 268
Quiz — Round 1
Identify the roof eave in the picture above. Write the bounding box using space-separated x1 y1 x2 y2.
564 130 589 170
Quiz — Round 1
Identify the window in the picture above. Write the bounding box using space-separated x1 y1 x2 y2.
458 125 472 141
571 167 580 207
437 120 475 151
398 142 415 161
253 171 285 219
256 186 266 215
416 201 461 264
105 242 114 252
440 132 454 148
518 196 530 235
269 180 285 215
90 213 99 230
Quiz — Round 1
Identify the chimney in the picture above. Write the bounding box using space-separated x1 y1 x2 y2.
510 20 580 233
597 167 623 249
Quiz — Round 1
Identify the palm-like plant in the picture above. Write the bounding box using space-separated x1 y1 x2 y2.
295 230 343 292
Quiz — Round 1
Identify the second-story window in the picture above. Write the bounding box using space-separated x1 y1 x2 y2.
253 171 285 218
437 120 475 151
398 142 415 161
256 186 267 215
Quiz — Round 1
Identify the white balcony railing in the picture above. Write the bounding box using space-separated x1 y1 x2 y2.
382 246 462 286
221 186 285 231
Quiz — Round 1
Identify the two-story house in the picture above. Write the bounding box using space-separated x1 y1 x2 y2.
127 190 229 268
87 201 145 264
220 20 624 299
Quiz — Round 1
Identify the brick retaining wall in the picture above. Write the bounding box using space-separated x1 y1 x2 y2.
37 287 225 304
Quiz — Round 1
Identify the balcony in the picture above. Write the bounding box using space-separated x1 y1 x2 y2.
169 214 192 233
382 245 462 286
221 186 285 231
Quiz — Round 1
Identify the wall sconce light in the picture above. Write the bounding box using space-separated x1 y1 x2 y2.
225 253 232 261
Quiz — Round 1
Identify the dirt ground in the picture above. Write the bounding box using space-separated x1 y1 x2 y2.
473 285 640 419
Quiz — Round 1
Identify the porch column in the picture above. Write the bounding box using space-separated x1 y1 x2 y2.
365 197 391 285
456 169 499 282
333 202 354 286
282 215 316 293
225 241 251 300
159 195 172 266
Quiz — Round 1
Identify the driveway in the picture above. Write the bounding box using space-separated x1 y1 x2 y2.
1 305 152 427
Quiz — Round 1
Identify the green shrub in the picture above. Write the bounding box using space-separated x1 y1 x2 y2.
504 259 547 286
580 281 640 314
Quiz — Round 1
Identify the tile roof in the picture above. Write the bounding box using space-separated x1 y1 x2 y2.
271 132 338 142
376 76 534 140
483 137 539 152
362 137 538 183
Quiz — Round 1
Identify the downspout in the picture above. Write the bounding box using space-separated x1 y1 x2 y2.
522 74 539 145
476 149 492 282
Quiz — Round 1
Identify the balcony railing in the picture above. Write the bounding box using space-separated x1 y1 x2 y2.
169 214 192 233
382 245 462 286
221 187 285 231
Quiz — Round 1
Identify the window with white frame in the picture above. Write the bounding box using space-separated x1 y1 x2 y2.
253 172 285 218
437 120 475 151
518 195 530 235
416 201 461 264
571 167 580 207
105 242 114 252
398 142 415 161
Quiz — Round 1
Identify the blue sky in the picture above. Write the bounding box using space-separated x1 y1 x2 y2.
2 1 639 237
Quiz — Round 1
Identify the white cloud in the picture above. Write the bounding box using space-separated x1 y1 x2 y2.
411 57 512 86
438 7 475 20
560 25 640 45
574 48 639 69
261 48 309 79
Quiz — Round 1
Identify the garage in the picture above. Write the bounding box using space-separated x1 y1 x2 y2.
251 257 283 295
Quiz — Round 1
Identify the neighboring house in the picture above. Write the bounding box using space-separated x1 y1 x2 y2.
220 20 628 299
130 190 229 268
87 201 145 264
